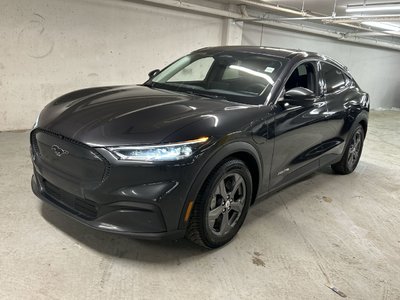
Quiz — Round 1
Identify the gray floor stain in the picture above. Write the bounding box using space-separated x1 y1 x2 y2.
252 251 265 267
322 196 333 203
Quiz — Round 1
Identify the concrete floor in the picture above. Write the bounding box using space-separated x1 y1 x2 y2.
0 111 399 299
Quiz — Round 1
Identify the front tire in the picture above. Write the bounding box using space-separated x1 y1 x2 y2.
332 125 365 175
186 159 252 248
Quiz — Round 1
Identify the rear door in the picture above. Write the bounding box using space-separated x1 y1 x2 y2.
319 62 358 165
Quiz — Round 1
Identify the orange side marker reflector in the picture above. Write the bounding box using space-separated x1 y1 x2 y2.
184 201 194 222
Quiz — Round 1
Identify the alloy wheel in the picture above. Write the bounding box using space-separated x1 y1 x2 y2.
207 173 246 236
347 130 362 169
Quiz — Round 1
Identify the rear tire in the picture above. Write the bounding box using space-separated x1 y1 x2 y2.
186 159 252 248
331 125 365 175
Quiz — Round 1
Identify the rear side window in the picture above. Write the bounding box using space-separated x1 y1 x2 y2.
321 63 346 93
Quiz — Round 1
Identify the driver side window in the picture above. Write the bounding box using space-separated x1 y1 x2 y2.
285 62 316 93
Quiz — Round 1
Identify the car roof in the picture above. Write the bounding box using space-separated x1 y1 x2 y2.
192 46 348 72
193 45 318 58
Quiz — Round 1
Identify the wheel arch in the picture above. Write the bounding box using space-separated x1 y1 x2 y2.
346 110 368 139
359 118 368 135
178 141 263 230
228 151 260 205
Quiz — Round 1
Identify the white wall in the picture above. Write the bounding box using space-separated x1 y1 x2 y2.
242 23 400 110
1 1 400 131
0 0 224 131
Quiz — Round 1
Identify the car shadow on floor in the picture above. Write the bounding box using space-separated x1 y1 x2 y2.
40 202 209 263
38 164 353 263
241 165 338 228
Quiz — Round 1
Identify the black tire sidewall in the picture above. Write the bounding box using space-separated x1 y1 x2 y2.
344 125 365 172
198 159 252 248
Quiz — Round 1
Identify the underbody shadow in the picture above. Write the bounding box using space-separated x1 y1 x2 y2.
40 204 208 263
244 166 334 227
39 164 356 263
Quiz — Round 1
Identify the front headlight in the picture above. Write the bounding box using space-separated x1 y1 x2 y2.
107 137 209 162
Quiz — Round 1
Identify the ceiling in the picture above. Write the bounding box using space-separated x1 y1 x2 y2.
249 0 400 16
214 0 400 16
211 0 400 43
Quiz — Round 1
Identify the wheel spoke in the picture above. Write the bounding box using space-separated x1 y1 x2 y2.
354 137 360 149
208 206 223 222
231 174 244 196
219 212 229 234
230 200 244 213
354 151 359 160
347 152 353 165
217 180 228 199
210 195 217 210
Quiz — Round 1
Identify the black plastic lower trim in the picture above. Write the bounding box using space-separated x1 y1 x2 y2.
31 175 185 240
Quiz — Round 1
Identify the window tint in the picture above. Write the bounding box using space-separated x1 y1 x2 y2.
168 57 214 82
297 64 307 76
151 53 287 105
221 67 240 80
322 63 346 93
285 62 316 93
220 56 282 82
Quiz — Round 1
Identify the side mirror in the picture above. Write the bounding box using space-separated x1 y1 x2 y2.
281 87 315 107
148 69 160 78
285 87 314 99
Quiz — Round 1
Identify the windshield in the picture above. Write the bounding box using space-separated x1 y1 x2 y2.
147 52 287 105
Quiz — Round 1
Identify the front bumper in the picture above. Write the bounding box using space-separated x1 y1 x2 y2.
30 129 209 240
31 174 185 239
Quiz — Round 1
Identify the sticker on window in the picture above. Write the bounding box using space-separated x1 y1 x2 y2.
265 67 275 73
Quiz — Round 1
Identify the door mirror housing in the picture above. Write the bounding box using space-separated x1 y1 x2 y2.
281 87 315 107
284 87 314 99
148 69 160 78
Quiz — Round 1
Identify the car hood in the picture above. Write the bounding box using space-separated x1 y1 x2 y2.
37 85 262 147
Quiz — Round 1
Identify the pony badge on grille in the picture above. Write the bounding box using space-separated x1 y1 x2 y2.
51 145 69 157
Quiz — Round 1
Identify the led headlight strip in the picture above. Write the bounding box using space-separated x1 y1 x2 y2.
108 137 209 162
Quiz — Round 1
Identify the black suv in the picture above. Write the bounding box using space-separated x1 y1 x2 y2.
31 46 369 248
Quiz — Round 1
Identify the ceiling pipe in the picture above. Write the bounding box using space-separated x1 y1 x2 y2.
341 35 400 49
139 0 242 19
346 2 400 13
238 0 400 42
265 14 400 22
235 0 309 16
345 32 390 37
140 0 400 51
236 0 371 32
255 19 342 39
324 15 400 23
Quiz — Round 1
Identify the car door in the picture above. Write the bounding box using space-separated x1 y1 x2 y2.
318 62 359 165
269 60 329 190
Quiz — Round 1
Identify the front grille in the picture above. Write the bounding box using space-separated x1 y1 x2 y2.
43 180 98 220
31 129 111 187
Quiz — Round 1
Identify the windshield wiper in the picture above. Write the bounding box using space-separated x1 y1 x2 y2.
144 83 226 100
183 90 226 100
142 82 155 88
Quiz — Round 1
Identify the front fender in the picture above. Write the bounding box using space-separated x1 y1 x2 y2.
177 140 263 230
